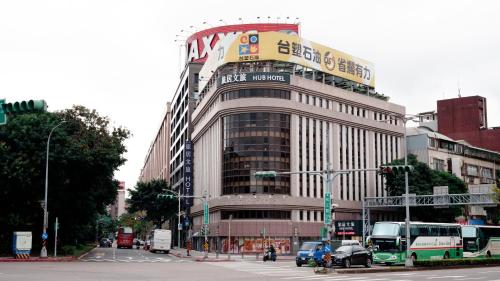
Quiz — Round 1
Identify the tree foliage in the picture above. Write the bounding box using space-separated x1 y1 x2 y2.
0 106 129 253
384 154 467 222
118 211 154 239
127 179 177 228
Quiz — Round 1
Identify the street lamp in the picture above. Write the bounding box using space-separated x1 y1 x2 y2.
41 120 66 258
381 114 418 267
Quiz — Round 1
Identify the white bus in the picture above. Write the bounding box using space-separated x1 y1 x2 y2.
462 225 500 258
368 222 462 264
150 229 172 253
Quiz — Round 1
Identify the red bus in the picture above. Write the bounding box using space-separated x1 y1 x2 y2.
117 226 134 249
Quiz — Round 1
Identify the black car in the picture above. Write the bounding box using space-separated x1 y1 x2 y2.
332 245 372 268
99 238 112 248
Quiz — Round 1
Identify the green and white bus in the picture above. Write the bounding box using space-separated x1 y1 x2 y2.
462 225 500 258
368 222 462 264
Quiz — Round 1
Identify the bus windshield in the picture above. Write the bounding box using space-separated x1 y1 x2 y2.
372 223 400 236
462 226 477 238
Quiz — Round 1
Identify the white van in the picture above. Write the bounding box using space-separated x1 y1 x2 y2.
150 229 172 253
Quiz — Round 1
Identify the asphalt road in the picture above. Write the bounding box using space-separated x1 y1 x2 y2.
1 247 500 281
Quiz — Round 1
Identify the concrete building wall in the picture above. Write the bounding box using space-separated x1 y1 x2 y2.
190 65 405 248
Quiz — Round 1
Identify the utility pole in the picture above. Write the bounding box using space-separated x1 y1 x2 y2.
228 214 232 260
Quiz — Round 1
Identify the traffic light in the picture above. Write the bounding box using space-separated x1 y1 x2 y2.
1 100 47 115
254 171 277 178
379 165 414 175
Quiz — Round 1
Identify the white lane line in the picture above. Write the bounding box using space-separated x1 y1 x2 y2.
454 278 486 280
281 275 323 280
427 277 465 279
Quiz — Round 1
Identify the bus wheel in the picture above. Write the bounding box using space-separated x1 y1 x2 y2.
443 252 450 259
411 253 417 262
487 251 492 258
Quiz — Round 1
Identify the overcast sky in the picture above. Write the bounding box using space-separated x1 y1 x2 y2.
1 0 499 191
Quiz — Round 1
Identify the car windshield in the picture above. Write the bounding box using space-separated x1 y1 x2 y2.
372 223 400 236
299 242 320 251
335 246 352 253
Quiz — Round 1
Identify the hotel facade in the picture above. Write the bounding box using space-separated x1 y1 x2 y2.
188 30 406 254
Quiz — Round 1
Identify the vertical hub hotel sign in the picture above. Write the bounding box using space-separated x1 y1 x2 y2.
183 140 194 209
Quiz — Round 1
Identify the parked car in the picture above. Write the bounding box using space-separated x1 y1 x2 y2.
332 245 372 268
99 238 112 248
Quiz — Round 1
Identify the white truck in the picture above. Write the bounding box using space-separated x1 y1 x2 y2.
150 229 171 253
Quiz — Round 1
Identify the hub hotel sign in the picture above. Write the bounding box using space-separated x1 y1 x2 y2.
218 72 290 86
186 23 299 63
200 31 375 91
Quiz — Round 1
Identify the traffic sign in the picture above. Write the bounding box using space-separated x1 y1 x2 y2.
324 192 331 224
0 99 6 125
178 223 182 230
42 232 48 240
203 202 209 224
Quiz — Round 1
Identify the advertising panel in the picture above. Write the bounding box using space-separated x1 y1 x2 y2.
222 237 291 254
199 31 375 91
186 23 299 63
183 140 194 209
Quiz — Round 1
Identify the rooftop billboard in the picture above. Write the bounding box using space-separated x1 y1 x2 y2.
199 31 375 89
186 23 299 63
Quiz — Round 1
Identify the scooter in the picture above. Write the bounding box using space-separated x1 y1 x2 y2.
263 250 276 262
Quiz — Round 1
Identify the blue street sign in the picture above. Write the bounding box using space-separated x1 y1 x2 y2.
42 232 48 240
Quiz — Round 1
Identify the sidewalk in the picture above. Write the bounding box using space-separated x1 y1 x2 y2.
169 247 296 262
0 256 76 262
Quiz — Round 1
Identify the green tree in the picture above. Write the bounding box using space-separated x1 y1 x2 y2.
0 106 129 253
127 179 177 228
97 214 118 240
384 154 467 222
118 212 154 240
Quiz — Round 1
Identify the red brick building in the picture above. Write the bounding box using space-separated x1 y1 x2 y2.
437 96 500 153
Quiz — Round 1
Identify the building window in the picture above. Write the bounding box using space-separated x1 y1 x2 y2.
433 158 445 171
466 165 478 177
223 113 291 195
221 210 291 220
222 88 291 101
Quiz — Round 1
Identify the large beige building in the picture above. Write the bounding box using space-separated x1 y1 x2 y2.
190 30 406 253
139 102 172 182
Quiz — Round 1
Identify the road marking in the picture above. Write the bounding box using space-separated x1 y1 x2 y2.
427 277 465 279
454 278 486 280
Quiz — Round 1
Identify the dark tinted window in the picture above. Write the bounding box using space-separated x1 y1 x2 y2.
222 88 290 101
223 113 290 195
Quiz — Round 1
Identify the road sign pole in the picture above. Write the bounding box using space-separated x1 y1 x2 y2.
54 217 58 257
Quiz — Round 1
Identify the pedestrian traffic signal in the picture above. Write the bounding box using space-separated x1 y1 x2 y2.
1 100 47 115
254 171 277 178
379 165 414 175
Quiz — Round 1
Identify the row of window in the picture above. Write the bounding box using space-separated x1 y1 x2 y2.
223 113 291 195
222 88 290 101
221 210 291 220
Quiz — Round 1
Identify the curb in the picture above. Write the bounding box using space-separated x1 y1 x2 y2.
195 258 236 262
77 245 97 260
0 256 76 263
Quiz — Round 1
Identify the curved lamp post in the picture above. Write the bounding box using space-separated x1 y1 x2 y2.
40 120 66 258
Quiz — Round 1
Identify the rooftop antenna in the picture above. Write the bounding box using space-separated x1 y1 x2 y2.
457 74 461 98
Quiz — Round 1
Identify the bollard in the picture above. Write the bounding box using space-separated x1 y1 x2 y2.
256 253 259 260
